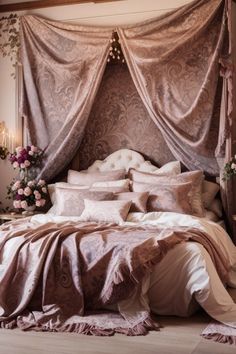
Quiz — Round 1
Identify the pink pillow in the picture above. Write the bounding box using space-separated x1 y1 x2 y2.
131 181 193 214
129 169 204 217
54 187 114 216
80 199 132 223
67 169 126 186
114 192 149 213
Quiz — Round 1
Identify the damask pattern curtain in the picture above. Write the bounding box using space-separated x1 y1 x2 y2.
20 15 112 180
118 0 230 175
19 0 234 232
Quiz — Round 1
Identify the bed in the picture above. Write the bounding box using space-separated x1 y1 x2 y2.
0 149 236 343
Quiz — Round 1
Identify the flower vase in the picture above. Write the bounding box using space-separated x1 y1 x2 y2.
22 205 36 215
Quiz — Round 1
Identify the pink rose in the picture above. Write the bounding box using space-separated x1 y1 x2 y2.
24 160 31 167
231 162 236 170
20 163 26 169
18 188 24 195
24 187 32 196
20 200 28 209
35 193 41 200
31 145 38 152
27 180 35 187
14 180 21 189
36 200 42 207
15 146 23 154
13 200 21 209
28 151 34 156
13 161 19 168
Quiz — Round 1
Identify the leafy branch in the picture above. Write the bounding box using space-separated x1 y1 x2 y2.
0 13 20 78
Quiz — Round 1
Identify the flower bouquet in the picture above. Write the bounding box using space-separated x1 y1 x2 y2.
223 155 236 180
9 145 43 171
9 179 48 212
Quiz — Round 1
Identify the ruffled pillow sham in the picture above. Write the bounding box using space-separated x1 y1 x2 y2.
80 199 132 223
131 181 193 214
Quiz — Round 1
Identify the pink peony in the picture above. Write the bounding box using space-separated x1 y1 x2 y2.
13 161 19 168
18 188 24 195
24 160 31 167
24 187 32 196
20 200 28 209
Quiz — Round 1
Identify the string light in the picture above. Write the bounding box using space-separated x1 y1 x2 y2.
107 31 125 64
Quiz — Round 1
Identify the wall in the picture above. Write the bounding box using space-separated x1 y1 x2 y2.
0 0 191 208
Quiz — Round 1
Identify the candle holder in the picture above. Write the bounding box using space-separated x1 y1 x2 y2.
0 146 8 160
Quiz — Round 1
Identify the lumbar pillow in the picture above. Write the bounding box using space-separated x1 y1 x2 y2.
114 191 149 213
80 199 132 223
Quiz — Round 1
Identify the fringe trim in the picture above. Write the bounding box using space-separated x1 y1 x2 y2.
0 316 160 337
201 333 236 345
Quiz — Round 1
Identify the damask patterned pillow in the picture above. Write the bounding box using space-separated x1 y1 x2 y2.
129 169 204 217
131 181 193 214
151 161 181 175
67 169 126 186
114 192 149 213
54 187 114 216
80 199 132 223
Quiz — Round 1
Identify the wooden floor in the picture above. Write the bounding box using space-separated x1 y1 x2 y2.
0 312 235 354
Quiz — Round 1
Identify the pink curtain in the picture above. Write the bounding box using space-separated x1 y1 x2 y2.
20 15 112 180
118 0 230 175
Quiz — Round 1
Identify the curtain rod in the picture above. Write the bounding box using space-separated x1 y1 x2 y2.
0 0 122 13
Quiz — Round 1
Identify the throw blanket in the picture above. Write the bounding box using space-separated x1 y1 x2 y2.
0 219 230 335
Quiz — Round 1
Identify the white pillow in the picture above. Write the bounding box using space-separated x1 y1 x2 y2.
92 179 130 189
151 161 181 176
80 199 132 224
202 180 220 208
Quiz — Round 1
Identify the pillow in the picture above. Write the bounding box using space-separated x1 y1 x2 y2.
131 181 193 214
92 179 130 189
151 161 181 176
80 199 132 223
114 192 149 213
207 198 223 218
67 169 126 186
54 188 114 216
130 169 204 217
202 180 220 208
47 182 88 210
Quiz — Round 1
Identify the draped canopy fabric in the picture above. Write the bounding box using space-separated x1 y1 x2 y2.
19 0 234 231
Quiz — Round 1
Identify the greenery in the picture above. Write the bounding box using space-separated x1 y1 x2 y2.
0 13 20 78
223 155 236 180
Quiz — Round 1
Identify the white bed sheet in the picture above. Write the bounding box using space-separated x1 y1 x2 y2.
1 211 236 326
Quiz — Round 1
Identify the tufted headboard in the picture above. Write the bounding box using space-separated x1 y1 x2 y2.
87 149 159 173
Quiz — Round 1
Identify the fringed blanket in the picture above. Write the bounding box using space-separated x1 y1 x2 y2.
0 219 234 340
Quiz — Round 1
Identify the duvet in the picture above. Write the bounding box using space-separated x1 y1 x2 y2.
0 211 236 343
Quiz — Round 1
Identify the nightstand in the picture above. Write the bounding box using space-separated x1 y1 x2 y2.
0 212 32 225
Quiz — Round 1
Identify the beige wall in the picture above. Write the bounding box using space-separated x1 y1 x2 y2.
0 0 191 208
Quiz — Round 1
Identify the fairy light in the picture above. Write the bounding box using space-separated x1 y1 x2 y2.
107 31 125 64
